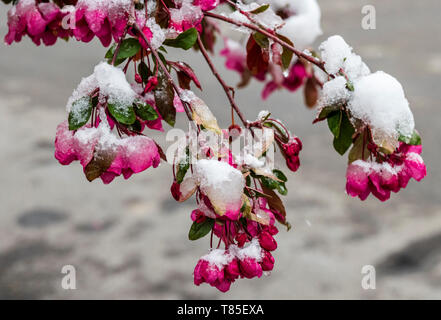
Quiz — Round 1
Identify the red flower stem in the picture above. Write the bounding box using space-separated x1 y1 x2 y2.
132 23 194 123
204 11 328 74
196 33 248 128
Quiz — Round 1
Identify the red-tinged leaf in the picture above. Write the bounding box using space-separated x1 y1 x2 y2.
154 70 176 127
169 61 202 90
155 142 167 162
177 71 191 90
200 19 217 54
262 185 290 229
154 0 174 28
84 148 117 182
304 77 319 108
246 35 269 77
348 129 370 164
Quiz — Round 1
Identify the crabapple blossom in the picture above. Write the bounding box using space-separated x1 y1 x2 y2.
3 0 427 293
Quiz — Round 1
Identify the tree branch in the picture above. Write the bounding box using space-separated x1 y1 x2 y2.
197 33 248 127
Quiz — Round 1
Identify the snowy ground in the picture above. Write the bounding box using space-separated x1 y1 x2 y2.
0 0 440 299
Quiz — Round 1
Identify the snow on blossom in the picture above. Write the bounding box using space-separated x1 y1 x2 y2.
273 0 322 50
319 35 370 78
227 1 284 33
193 159 245 217
349 71 415 142
230 238 263 262
67 62 136 112
320 76 351 106
200 249 235 268
55 120 160 184
169 0 204 33
5 0 72 46
346 143 426 202
74 0 132 46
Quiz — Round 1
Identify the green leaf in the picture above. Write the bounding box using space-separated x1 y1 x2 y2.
260 176 279 190
134 101 158 121
163 28 198 50
250 4 270 14
253 32 269 49
117 38 141 59
68 96 93 130
105 38 141 66
138 61 151 83
108 101 136 125
399 130 422 146
346 81 354 92
317 105 340 121
276 34 294 69
332 111 355 155
272 169 287 182
105 44 125 66
276 183 288 196
188 218 214 241
176 147 190 184
327 111 342 138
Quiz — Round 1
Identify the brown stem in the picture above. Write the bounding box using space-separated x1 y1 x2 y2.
132 23 194 122
204 11 328 74
196 34 248 127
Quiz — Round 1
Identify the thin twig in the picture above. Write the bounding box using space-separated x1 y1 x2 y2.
204 11 328 74
196 33 248 127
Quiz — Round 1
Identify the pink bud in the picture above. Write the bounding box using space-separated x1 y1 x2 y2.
258 231 277 252
135 73 143 84
261 250 275 272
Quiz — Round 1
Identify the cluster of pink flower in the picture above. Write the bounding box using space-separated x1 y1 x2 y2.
55 120 161 184
191 195 279 292
194 237 276 292
346 143 426 201
5 0 72 46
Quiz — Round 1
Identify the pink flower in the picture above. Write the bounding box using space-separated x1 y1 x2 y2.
346 161 370 200
346 142 426 202
169 1 203 33
220 38 247 74
258 231 278 252
100 135 161 184
281 137 303 172
239 257 263 279
225 258 240 281
73 1 130 47
193 250 235 292
191 209 207 223
54 121 98 167
55 121 160 184
5 1 73 46
261 250 275 272
193 0 220 11
262 61 309 100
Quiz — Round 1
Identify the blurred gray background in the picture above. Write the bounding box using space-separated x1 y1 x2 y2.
0 0 440 299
